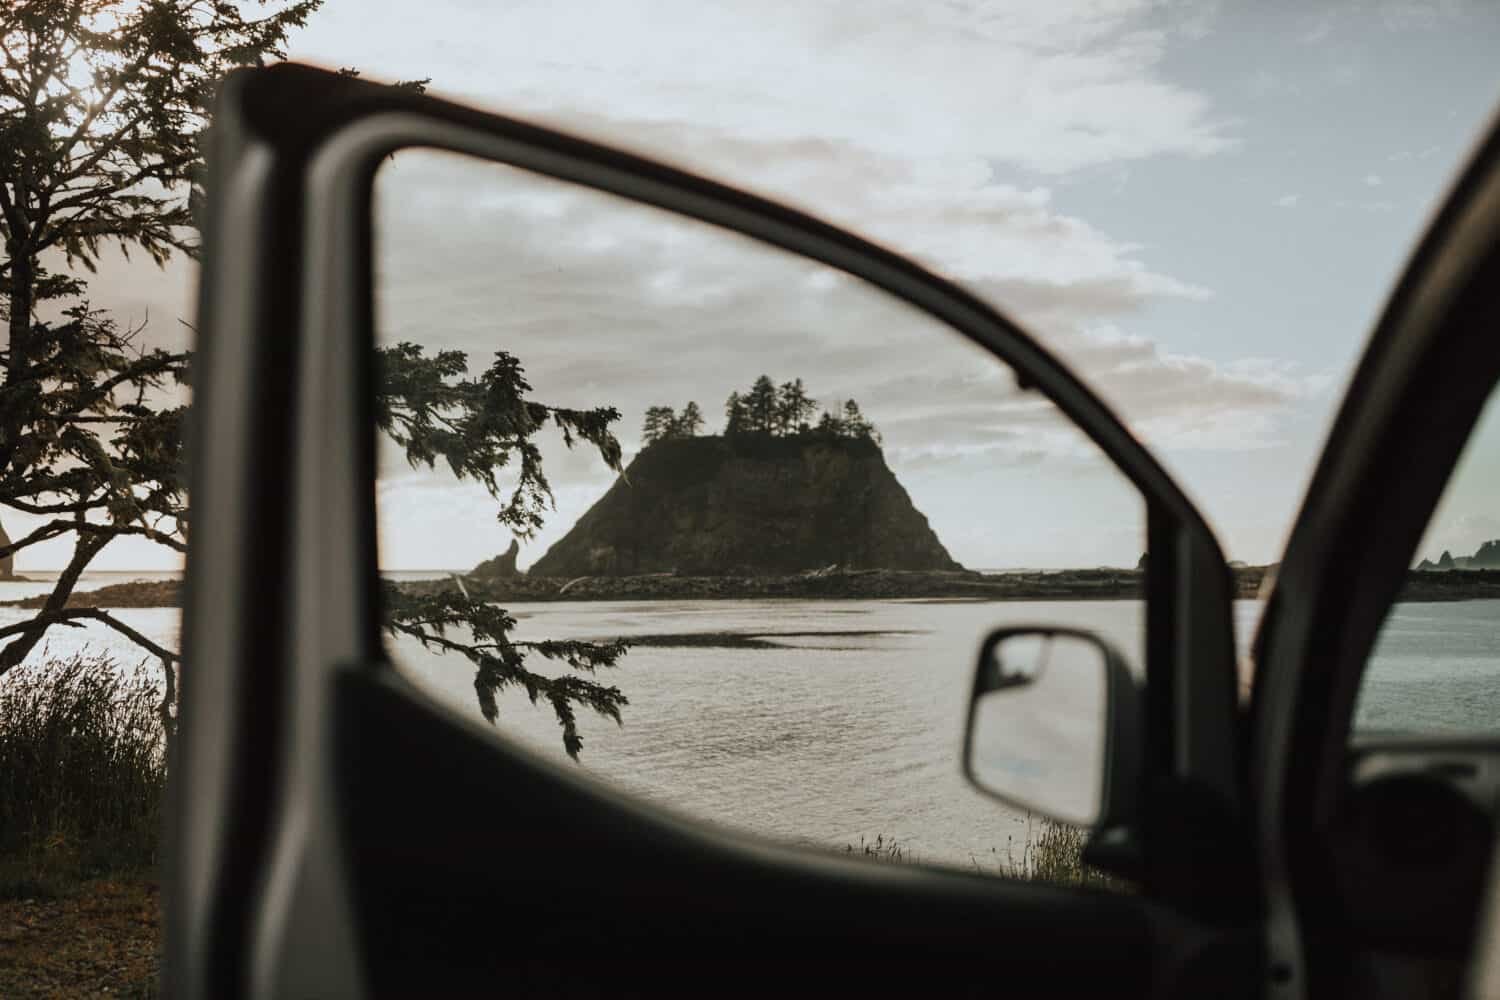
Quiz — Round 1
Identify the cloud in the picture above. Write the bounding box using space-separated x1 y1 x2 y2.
291 0 1235 180
1275 194 1299 207
1246 70 1298 99
373 152 1259 447
369 150 1327 568
1388 146 1443 162
1335 198 1395 212
1365 173 1383 186
1298 11 1336 43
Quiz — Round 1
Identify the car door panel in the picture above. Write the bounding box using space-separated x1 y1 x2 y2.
335 669 1159 996
172 64 1257 999
1250 112 1500 998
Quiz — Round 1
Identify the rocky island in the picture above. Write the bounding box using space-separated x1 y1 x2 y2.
1416 539 1500 572
14 376 1500 608
527 432 960 577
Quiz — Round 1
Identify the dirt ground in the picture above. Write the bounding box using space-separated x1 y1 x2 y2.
0 875 160 998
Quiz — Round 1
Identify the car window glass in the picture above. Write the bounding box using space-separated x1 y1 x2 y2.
1355 390 1500 734
372 147 1145 884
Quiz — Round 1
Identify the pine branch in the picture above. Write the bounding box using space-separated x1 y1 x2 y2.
383 583 630 759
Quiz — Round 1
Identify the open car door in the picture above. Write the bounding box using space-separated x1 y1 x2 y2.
1247 113 1500 999
166 65 1263 999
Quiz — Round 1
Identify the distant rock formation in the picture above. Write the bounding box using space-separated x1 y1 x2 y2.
470 538 521 578
1418 541 1500 572
527 434 962 577
1472 540 1500 569
0 518 15 580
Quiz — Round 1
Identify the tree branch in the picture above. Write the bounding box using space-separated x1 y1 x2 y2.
0 607 178 663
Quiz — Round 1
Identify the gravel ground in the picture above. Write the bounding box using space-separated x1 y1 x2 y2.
0 875 160 998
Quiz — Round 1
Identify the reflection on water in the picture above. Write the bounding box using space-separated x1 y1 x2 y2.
3 589 1495 874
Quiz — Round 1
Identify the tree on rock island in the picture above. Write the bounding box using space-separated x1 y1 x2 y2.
654 378 881 444
642 405 678 444
676 400 704 437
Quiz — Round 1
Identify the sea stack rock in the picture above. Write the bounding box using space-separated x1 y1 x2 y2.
1472 540 1500 569
470 538 522 578
0 518 15 580
528 434 962 577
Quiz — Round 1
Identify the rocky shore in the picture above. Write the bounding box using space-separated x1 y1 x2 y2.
410 567 1166 602
12 566 1500 610
2 579 182 609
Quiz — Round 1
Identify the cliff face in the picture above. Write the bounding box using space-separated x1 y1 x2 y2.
526 434 961 577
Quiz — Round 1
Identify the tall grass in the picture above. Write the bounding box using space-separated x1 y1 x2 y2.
0 655 167 895
846 816 1127 890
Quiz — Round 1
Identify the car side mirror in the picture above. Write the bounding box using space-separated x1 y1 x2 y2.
963 627 1141 830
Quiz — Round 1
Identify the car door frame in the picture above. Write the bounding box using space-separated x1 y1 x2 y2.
168 63 1254 999
1249 111 1500 999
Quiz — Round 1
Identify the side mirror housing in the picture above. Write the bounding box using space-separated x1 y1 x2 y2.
963 627 1142 831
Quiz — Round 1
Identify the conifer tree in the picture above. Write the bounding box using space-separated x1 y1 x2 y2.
847 400 880 443
777 379 816 434
0 0 332 673
723 391 746 437
641 405 676 444
0 1 626 757
746 375 777 434
676 400 703 437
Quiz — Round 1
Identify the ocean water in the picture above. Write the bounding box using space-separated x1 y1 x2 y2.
4 581 1497 874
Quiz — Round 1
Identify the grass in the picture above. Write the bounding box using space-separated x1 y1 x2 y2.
845 816 1128 890
0 654 167 898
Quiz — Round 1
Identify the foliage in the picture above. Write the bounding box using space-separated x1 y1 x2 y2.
775 378 816 434
641 404 676 445
842 833 909 865
745 374 777 433
375 342 630 755
641 399 706 445
1 1 324 274
677 400 703 437
723 390 746 437
652 376 880 443
0 0 328 676
376 343 622 540
0 654 166 882
846 819 1126 890
838 399 880 444
0 2 631 759
382 587 629 758
0 296 188 672
990 817 1123 889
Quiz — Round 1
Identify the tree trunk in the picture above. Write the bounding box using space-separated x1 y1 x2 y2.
1 245 34 479
159 654 178 769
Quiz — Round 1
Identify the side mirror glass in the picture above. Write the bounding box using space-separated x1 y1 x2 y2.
964 628 1139 828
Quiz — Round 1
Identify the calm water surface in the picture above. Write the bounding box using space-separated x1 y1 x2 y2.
3 582 1495 874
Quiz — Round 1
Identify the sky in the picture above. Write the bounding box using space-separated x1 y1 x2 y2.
30 0 1500 571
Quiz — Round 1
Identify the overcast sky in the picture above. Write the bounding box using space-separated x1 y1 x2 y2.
32 0 1500 571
